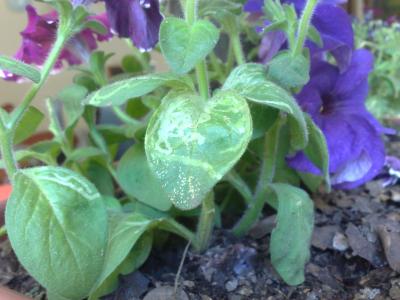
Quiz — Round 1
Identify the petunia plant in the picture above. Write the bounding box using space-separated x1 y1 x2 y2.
0 0 389 299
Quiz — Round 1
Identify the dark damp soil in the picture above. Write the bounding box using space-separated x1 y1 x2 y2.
2 140 400 300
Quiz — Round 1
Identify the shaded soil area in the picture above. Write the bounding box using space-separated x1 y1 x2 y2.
1 140 400 299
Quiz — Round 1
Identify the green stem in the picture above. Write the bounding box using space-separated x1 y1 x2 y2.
185 0 197 25
159 219 196 245
293 0 318 56
185 0 210 99
0 118 17 181
194 192 215 252
232 118 284 236
9 34 69 130
195 61 210 99
231 32 246 65
225 171 252 204
0 226 6 238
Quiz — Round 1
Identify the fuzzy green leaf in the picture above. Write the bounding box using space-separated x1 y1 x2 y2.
270 183 314 285
5 167 108 299
117 144 172 211
0 55 41 83
160 17 219 74
84 73 193 107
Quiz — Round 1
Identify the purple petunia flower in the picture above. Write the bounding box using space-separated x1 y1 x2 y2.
288 49 388 189
0 5 112 82
73 0 163 51
245 0 353 70
105 0 163 51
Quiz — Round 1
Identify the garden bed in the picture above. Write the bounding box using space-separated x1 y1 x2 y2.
2 163 400 300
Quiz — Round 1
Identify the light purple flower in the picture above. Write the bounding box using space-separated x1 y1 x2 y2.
288 49 388 189
245 0 354 70
1 5 112 82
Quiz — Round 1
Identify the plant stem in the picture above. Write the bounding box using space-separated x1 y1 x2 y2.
225 171 253 204
9 35 69 130
185 0 197 25
195 61 210 99
293 0 319 56
159 219 196 245
0 226 6 238
232 117 284 236
231 32 246 65
185 0 210 99
194 192 215 252
0 118 17 181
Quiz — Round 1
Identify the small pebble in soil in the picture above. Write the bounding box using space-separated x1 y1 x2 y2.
225 279 238 292
333 232 349 251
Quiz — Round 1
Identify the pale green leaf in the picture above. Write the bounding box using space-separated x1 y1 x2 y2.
145 90 252 210
0 55 41 83
5 167 108 299
84 73 193 107
117 144 172 211
14 106 44 145
269 183 314 285
160 17 219 74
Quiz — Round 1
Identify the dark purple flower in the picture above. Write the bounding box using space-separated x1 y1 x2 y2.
288 49 388 189
1 5 112 82
105 0 163 51
245 0 354 70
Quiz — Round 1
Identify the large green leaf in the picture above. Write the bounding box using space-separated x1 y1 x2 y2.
269 183 314 285
84 73 193 107
14 106 44 145
145 90 252 210
0 55 41 83
117 144 172 211
160 17 219 74
90 213 153 298
5 167 108 299
224 63 308 150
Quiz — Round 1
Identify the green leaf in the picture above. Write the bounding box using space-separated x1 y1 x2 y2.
14 106 44 145
269 183 314 285
0 55 41 83
85 161 114 196
224 64 308 150
117 144 172 211
160 17 219 74
67 147 105 163
145 90 252 210
90 213 153 296
223 63 268 90
5 167 108 299
303 115 330 189
267 51 310 89
58 84 88 128
84 73 193 107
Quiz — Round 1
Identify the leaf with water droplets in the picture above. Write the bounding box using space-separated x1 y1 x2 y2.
145 90 252 210
5 167 108 299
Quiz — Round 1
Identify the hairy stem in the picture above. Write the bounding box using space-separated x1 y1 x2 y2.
185 0 210 99
195 192 216 252
0 117 17 181
232 117 284 236
231 32 246 65
293 0 319 56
